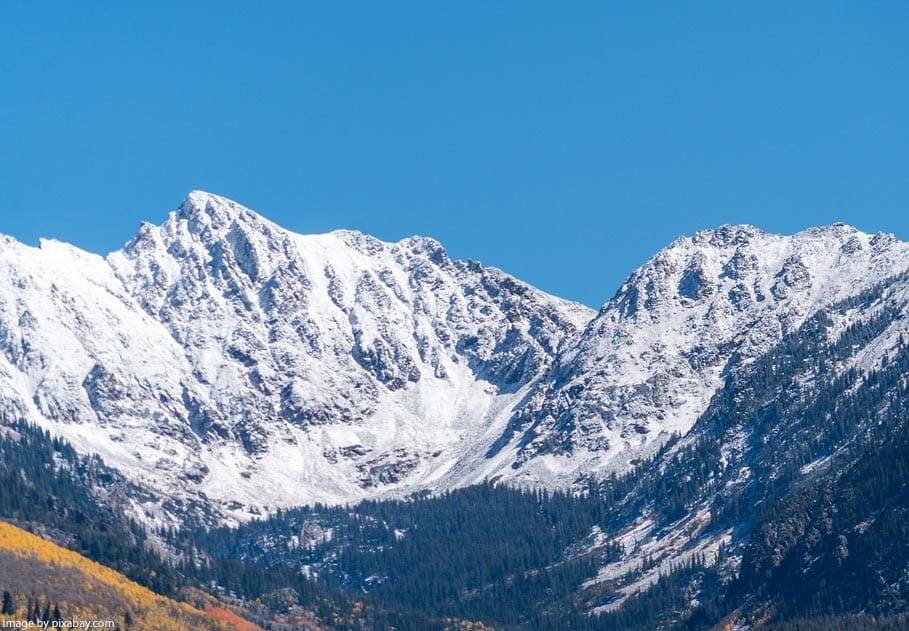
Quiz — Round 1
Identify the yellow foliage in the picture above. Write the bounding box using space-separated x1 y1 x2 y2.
0 521 248 631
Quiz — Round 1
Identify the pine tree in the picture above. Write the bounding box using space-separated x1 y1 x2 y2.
1 591 13 615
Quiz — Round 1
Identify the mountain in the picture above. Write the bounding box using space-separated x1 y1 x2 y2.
0 191 592 521
503 223 909 488
591 269 909 629
4 196 909 628
2 194 909 523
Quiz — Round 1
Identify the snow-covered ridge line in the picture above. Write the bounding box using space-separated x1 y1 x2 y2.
502 220 909 489
1 192 907 524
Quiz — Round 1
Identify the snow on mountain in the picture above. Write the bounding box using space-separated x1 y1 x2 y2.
500 223 909 489
2 193 908 523
0 192 592 520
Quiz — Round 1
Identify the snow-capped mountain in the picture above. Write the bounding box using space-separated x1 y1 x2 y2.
2 193 907 523
500 223 909 488
0 192 591 520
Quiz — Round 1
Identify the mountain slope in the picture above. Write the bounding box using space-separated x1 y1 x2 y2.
0 521 239 631
575 271 909 627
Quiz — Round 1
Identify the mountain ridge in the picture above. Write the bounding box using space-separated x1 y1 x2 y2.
2 192 907 525
505 217 909 487
1 192 592 521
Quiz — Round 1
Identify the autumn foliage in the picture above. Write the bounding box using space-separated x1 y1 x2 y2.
0 521 252 631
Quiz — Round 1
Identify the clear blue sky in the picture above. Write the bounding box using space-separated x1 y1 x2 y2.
2 2 907 307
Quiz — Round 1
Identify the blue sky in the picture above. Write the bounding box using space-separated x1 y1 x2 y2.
1 2 907 307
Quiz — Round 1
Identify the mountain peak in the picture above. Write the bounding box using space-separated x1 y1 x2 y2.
181 189 237 210
177 190 256 230
689 223 768 248
794 222 863 240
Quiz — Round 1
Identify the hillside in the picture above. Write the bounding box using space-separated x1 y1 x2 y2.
0 521 246 631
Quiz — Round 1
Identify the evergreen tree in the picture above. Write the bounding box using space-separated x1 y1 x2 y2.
1 591 13 615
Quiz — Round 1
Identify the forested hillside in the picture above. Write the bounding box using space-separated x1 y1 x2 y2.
0 521 235 631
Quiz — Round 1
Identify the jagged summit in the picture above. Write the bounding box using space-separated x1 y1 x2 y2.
177 190 252 224
675 222 875 253
690 223 768 247
154 193 451 270
168 191 299 254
